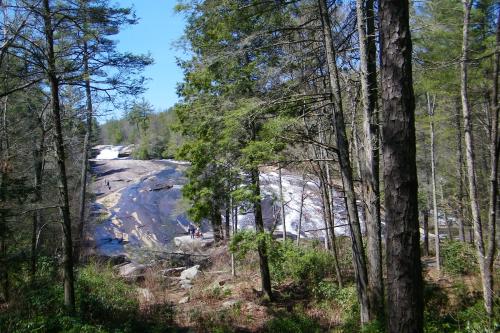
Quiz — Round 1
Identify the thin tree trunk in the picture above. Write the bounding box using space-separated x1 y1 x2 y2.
485 4 500 322
212 204 223 242
231 200 237 277
422 210 429 256
0 0 9 301
251 166 272 300
278 164 286 241
440 184 452 240
0 235 8 302
379 0 424 331
297 173 306 246
318 0 370 323
324 164 343 288
455 102 466 242
460 0 494 318
75 40 92 265
428 93 441 272
318 171 331 250
356 0 383 322
42 0 75 313
321 167 343 288
225 194 231 240
31 127 45 278
317 123 331 251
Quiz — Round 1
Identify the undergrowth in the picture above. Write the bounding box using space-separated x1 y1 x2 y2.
0 259 177 333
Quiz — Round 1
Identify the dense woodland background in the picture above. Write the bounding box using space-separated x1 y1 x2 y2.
0 0 499 332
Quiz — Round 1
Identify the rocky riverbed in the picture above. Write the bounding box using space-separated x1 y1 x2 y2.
88 147 360 262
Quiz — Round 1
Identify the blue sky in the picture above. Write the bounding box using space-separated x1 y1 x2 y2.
112 0 188 117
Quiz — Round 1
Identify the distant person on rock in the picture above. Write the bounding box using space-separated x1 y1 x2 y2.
195 227 203 239
188 224 196 239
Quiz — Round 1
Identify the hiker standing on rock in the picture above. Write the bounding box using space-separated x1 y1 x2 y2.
188 224 196 239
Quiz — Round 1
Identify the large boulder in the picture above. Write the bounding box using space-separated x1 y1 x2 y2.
118 262 146 278
180 265 200 280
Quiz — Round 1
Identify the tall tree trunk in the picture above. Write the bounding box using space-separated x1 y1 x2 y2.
440 185 452 240
486 4 500 321
324 164 344 288
460 0 494 318
455 103 466 243
225 191 231 240
356 0 383 322
317 123 331 251
278 164 286 240
422 210 430 256
251 167 273 300
428 93 441 272
75 40 92 265
319 177 331 250
231 199 237 277
297 173 306 246
320 167 343 288
212 204 223 242
318 0 370 323
379 0 423 332
42 0 75 313
31 127 45 278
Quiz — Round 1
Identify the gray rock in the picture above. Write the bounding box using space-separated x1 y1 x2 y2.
174 235 215 253
180 280 193 290
118 262 146 277
162 267 186 276
179 296 190 304
180 265 200 280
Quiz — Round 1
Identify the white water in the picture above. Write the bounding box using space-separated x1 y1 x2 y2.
95 146 122 160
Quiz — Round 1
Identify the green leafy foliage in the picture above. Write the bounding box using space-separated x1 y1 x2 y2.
264 312 321 333
0 261 174 333
76 263 139 330
423 280 500 332
441 240 478 275
230 232 335 290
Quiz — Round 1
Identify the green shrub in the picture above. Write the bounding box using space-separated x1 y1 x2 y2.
132 144 150 160
76 263 139 330
230 231 335 291
441 241 478 275
264 313 321 333
0 261 165 333
423 279 500 333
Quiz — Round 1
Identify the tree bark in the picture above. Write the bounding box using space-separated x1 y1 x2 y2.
212 204 223 242
379 1 424 332
422 210 429 256
31 126 45 278
485 3 500 321
251 167 273 300
428 93 441 272
460 0 494 318
320 167 343 288
455 101 466 242
42 0 75 313
297 173 306 246
231 200 237 277
75 40 92 265
356 0 383 322
318 0 370 323
278 164 286 240
225 191 231 239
